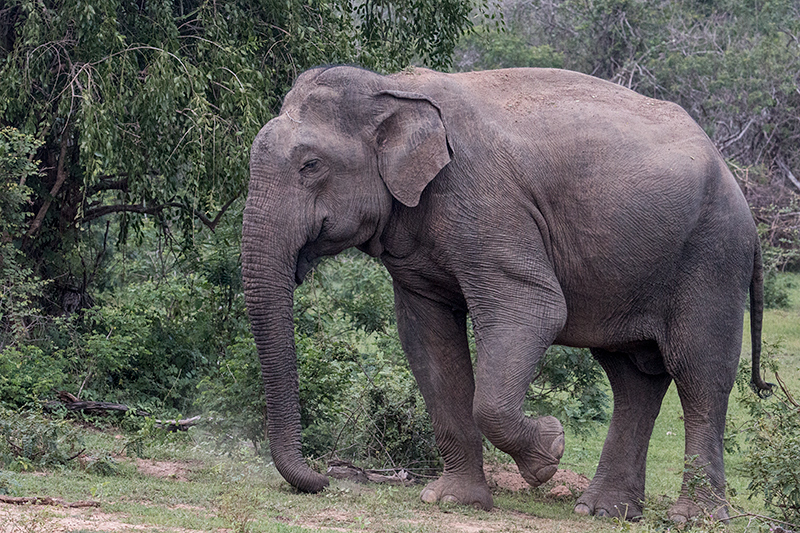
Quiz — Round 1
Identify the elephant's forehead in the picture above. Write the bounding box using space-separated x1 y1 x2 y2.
253 113 341 171
253 116 297 160
281 83 353 128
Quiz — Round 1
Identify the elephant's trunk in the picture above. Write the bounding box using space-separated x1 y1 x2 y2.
242 205 329 493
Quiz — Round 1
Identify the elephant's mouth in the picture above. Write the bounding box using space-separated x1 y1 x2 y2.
295 247 321 285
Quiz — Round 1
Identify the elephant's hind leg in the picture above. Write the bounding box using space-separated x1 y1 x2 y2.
575 347 672 520
666 334 739 521
662 271 746 522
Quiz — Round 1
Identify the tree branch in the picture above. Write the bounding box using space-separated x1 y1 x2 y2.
718 117 756 152
192 194 240 231
0 496 100 508
776 158 800 194
80 202 182 223
87 174 130 195
79 195 240 231
25 128 70 240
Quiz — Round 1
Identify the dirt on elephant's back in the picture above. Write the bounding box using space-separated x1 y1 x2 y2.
484 462 590 498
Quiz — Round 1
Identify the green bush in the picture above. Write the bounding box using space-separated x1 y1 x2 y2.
527 345 610 435
0 406 84 470
735 346 800 525
354 362 438 470
763 270 793 309
196 334 267 455
0 344 68 408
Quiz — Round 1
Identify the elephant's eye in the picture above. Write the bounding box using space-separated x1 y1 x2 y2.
300 159 320 173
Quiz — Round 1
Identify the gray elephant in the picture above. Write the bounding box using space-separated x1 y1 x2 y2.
241 66 771 521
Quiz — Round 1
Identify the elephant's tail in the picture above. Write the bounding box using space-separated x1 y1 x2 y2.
749 244 773 398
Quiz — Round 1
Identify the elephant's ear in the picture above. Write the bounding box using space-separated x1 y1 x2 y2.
374 90 451 208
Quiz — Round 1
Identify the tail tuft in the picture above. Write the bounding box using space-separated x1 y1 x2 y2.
749 244 773 398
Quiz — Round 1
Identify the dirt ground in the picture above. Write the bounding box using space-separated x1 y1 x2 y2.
484 461 589 498
0 460 590 532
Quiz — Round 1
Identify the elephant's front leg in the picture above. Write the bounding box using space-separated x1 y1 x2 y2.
467 260 568 489
394 285 493 510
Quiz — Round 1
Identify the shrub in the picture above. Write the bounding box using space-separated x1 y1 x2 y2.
0 406 84 470
735 346 800 525
196 334 267 456
0 345 67 408
763 270 793 309
527 345 610 436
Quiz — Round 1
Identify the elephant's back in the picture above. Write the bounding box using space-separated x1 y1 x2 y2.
396 67 696 136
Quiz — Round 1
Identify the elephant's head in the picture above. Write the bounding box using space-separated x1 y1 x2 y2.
241 66 450 492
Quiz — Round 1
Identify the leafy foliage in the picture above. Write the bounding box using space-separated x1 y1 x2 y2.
526 346 609 435
0 345 66 408
456 27 563 70
196 334 267 455
286 253 439 469
0 406 84 470
0 0 484 312
0 128 48 349
735 348 800 525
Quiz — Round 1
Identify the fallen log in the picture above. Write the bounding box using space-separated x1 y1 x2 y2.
60 400 150 417
326 460 416 485
0 496 100 508
155 415 201 432
45 392 201 431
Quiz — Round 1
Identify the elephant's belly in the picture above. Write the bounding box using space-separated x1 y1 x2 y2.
554 302 666 361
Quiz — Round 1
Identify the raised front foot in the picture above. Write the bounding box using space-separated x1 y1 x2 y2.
511 415 565 487
574 486 644 520
419 472 493 511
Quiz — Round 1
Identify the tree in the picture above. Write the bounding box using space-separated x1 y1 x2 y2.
0 0 482 310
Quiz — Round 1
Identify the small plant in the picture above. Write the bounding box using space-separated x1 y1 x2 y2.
740 377 800 525
82 454 119 476
733 342 800 527
0 406 84 469
216 488 261 533
0 470 20 495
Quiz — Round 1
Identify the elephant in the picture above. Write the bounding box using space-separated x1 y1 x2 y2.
241 65 772 521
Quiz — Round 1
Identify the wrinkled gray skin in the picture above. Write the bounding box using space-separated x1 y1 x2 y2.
242 66 771 521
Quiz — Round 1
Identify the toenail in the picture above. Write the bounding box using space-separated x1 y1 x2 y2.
421 489 438 503
574 503 591 516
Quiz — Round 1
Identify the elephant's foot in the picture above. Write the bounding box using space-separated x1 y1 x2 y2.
420 472 493 511
511 416 565 488
574 488 644 520
668 494 729 523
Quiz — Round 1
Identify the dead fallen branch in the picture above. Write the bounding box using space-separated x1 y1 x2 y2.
0 496 100 508
326 460 416 485
155 415 201 432
59 400 151 417
45 392 201 431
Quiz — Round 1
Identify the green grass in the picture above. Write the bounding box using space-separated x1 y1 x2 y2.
2 273 798 532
